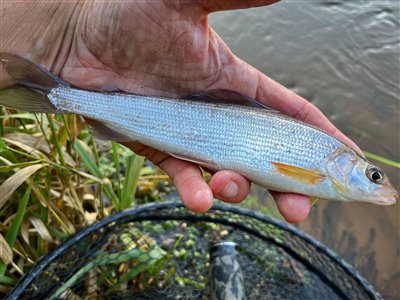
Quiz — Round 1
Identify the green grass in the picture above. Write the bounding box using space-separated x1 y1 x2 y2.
0 109 172 296
364 151 400 168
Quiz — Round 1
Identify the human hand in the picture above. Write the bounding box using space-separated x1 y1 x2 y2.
1 0 362 223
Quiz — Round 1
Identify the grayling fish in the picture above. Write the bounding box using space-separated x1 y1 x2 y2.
0 53 397 205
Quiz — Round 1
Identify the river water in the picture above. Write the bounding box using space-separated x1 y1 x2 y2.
210 1 399 298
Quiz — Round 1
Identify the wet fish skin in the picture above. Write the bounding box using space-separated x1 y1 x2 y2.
50 86 342 195
0 53 397 205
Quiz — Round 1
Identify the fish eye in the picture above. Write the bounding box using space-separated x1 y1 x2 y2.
366 166 384 184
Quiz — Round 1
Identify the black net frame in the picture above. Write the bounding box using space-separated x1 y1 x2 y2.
6 201 382 300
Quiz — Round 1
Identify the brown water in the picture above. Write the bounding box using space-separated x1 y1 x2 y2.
210 1 399 299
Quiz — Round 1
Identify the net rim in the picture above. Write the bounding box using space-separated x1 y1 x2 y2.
6 201 382 300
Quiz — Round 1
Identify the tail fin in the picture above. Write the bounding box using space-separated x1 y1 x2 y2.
0 53 69 113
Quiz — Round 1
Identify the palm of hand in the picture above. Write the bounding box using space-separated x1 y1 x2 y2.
60 1 255 213
62 2 235 97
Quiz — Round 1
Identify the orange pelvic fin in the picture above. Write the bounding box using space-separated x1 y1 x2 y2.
271 162 325 184
310 196 320 207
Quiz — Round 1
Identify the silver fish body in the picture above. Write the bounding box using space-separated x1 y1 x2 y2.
0 53 397 205
51 87 349 200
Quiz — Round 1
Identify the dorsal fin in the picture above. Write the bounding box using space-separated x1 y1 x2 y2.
183 89 278 111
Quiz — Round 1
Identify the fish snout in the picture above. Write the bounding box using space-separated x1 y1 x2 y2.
373 188 398 205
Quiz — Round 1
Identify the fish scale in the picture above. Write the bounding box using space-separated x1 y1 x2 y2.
49 87 344 199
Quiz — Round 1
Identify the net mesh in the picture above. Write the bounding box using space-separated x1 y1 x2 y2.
7 201 381 300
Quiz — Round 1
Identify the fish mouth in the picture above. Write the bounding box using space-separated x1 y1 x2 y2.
372 188 398 205
375 196 397 206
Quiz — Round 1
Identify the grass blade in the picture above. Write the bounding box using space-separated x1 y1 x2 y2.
120 154 144 209
0 160 42 173
112 142 122 199
46 114 65 165
0 164 46 210
29 216 54 243
0 234 13 266
0 184 32 276
74 140 120 208
364 151 400 168
74 140 102 178
0 138 17 163
5 183 32 246
0 275 15 285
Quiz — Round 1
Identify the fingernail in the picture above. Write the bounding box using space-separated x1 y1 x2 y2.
220 181 239 198
195 189 213 202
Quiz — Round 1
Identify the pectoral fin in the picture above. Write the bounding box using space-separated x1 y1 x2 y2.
169 153 218 171
85 117 134 142
272 162 325 184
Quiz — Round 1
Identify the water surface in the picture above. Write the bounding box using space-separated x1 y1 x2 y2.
210 1 399 298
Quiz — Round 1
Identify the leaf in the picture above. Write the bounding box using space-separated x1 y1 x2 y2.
112 141 122 199
5 184 32 246
29 216 54 243
0 274 15 285
70 168 107 184
61 152 76 168
0 113 38 120
0 155 13 167
84 211 98 225
0 185 32 275
48 202 76 235
0 234 13 265
31 184 49 208
74 140 119 208
120 154 144 209
0 138 17 163
0 164 47 209
74 140 102 177
2 137 48 160
4 132 50 155
58 114 85 147
21 219 30 245
0 160 42 173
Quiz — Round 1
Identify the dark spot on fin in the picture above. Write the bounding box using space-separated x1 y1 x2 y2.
272 162 325 184
183 89 278 111
85 117 133 142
